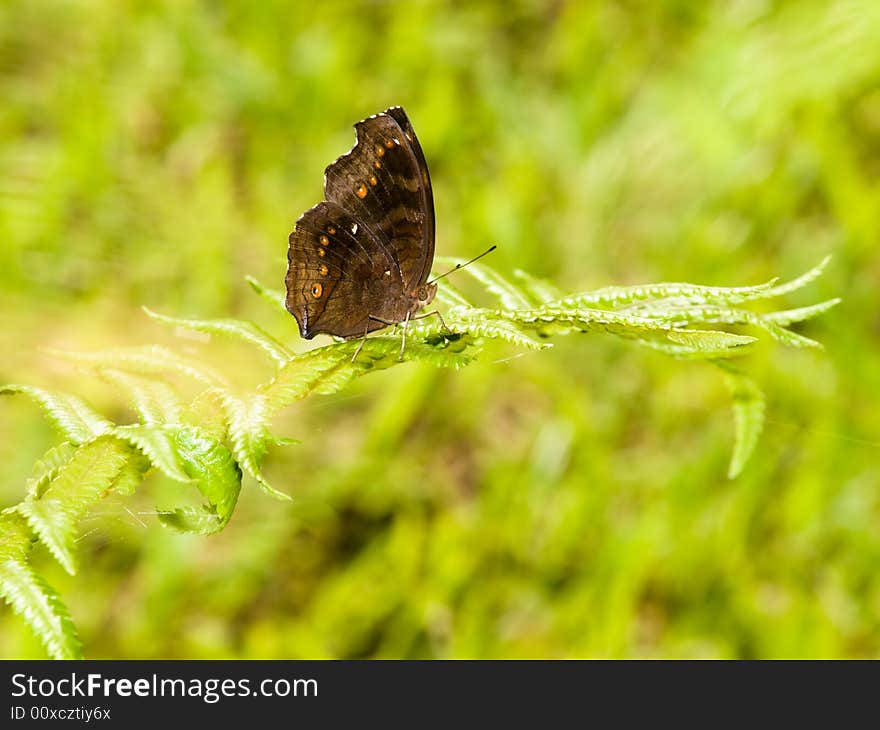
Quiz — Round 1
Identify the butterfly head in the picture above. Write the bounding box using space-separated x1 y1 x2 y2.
414 282 437 309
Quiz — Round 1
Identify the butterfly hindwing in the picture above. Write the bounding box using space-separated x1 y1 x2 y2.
285 201 408 339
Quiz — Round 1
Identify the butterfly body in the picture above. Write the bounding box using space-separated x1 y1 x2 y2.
286 107 436 340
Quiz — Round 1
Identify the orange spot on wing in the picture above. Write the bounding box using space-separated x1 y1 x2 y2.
355 184 368 199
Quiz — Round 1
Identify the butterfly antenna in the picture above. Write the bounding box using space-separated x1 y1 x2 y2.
427 245 497 285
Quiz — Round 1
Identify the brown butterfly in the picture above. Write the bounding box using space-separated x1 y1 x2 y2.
285 106 438 342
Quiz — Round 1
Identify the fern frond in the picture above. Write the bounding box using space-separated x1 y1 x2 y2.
496 307 756 356
559 279 780 309
0 512 82 659
0 252 839 657
110 424 193 483
157 426 242 534
761 298 841 326
432 280 474 308
144 308 293 367
634 304 824 349
157 506 233 536
206 389 289 501
45 345 228 387
717 363 767 479
245 276 289 314
16 438 129 575
0 385 112 445
99 369 184 425
512 269 565 304
394 337 479 369
758 255 832 299
26 442 78 499
631 338 747 359
260 335 476 416
109 451 151 497
662 329 758 356
259 347 359 412
434 257 534 310
430 314 550 350
184 389 230 442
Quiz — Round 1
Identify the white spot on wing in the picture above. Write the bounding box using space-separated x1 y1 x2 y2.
351 223 358 235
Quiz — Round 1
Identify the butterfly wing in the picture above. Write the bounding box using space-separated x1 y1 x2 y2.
384 106 435 264
322 107 435 292
285 201 407 339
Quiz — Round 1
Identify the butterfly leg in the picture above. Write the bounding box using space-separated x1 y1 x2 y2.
367 314 400 329
359 314 407 362
411 309 452 334
351 323 371 363
399 311 411 360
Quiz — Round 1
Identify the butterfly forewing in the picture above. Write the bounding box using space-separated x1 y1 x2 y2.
286 201 408 339
384 106 435 283
322 107 435 292
286 107 436 340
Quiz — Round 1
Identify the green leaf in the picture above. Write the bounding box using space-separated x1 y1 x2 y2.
663 329 757 355
434 257 534 310
157 506 233 536
762 298 841 326
560 278 779 309
109 451 151 497
45 345 228 386
171 426 242 523
207 390 289 501
512 269 565 304
185 389 230 442
245 275 289 314
86 421 244 533
110 424 193 483
157 426 242 534
633 334 755 359
144 307 293 367
439 315 551 350
718 364 766 479
16 438 129 575
0 385 113 445
26 442 78 499
645 304 825 349
259 346 358 412
0 512 82 659
394 337 479 369
500 307 755 354
752 322 821 349
431 280 473 308
759 255 832 299
99 369 184 425
261 335 476 416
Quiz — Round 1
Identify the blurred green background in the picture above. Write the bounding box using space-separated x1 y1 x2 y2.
1 0 878 658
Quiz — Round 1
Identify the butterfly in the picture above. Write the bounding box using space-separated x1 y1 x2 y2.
285 106 438 343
